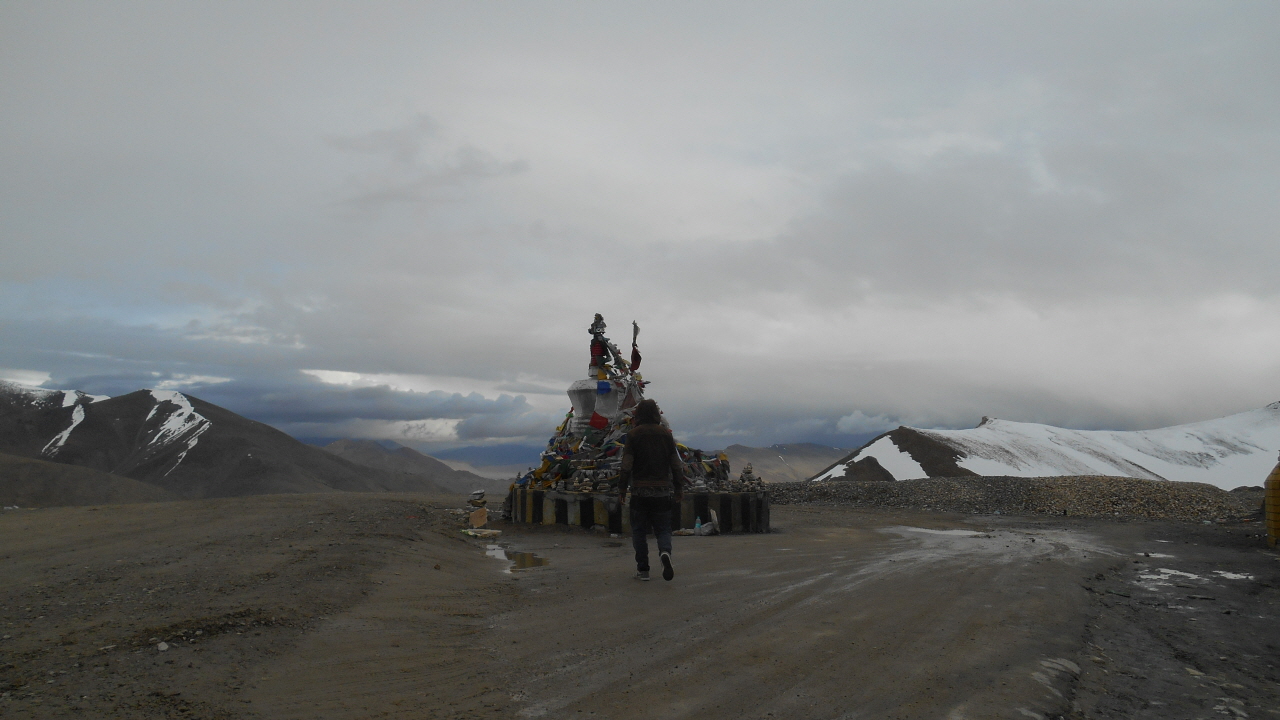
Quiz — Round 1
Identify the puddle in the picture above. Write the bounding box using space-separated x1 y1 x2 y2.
1137 552 1175 558
1213 571 1254 581
890 527 982 537
486 544 549 573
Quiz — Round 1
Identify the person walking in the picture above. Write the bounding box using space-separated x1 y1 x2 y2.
618 399 685 581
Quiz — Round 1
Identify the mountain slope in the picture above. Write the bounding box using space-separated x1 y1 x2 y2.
322 440 493 494
813 402 1280 490
0 383 446 499
0 381 110 459
0 451 177 507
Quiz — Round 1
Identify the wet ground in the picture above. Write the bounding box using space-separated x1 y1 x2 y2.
1 495 1276 719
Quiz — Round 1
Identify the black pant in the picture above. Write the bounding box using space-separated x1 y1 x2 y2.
630 496 674 571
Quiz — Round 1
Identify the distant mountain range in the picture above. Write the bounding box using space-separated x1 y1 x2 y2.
13 378 1272 502
0 381 488 506
321 439 508 495
813 402 1280 490
719 443 852 483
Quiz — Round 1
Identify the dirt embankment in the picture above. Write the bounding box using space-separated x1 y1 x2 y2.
0 493 516 719
770 476 1265 523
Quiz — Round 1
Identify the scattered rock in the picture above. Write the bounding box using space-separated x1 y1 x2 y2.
771 476 1259 522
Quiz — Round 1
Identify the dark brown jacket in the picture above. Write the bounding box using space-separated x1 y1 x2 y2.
618 422 685 498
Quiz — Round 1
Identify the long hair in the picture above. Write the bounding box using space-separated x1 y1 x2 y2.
634 398 661 425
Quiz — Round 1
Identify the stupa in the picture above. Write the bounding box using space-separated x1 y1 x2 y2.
504 315 769 534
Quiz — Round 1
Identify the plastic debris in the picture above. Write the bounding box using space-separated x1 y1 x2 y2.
462 529 502 539
693 509 720 536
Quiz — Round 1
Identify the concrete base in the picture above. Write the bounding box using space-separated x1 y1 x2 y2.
507 488 770 534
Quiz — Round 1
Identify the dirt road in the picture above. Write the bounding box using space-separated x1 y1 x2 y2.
1 495 1276 719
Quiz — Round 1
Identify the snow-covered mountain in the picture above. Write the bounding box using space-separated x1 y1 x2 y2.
0 381 454 500
813 402 1280 490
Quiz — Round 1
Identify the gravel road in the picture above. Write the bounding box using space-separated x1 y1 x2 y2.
1 494 1276 719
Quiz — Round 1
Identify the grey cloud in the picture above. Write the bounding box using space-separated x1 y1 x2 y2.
54 366 562 450
327 115 443 163
328 115 529 207
455 410 563 442
492 380 565 395
198 379 534 426
4 2 1279 456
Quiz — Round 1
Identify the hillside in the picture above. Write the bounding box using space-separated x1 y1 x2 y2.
0 382 448 500
813 402 1280 490
719 443 851 483
0 451 177 507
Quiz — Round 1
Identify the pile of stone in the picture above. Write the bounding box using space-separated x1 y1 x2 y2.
696 458 762 491
512 314 731 495
768 475 1262 522
512 314 647 494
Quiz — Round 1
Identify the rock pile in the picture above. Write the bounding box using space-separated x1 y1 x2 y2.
769 476 1263 522
512 314 734 496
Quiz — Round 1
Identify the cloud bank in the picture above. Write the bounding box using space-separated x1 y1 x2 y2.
2 2 1278 460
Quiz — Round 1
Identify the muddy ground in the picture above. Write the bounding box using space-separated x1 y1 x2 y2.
1 494 1277 719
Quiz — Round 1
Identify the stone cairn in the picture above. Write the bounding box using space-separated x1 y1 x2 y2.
509 314 737 497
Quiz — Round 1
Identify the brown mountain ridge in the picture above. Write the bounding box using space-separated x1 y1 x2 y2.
0 382 484 505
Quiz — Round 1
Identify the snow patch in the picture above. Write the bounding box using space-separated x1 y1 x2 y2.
1136 568 1202 589
42 404 86 457
813 463 847 481
145 390 212 476
859 435 927 480
938 410 1280 490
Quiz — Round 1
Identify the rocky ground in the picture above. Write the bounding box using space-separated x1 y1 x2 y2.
1 491 1276 719
770 476 1266 523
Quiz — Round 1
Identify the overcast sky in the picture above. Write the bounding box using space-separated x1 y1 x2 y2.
2 1 1278 459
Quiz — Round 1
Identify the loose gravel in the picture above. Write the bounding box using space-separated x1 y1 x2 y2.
768 476 1264 522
